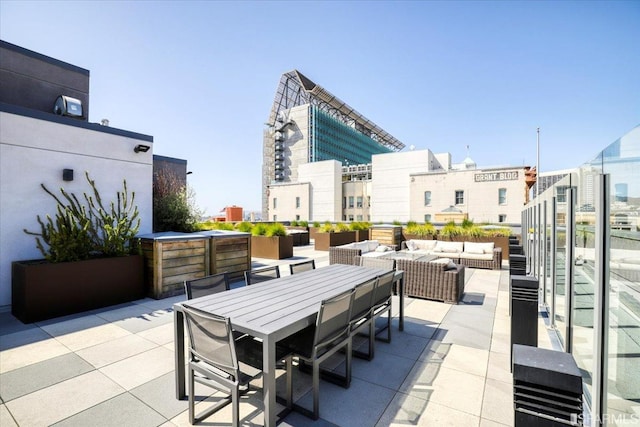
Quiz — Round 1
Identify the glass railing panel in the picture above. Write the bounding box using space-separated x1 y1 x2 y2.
572 165 599 408
602 126 640 424
554 175 572 348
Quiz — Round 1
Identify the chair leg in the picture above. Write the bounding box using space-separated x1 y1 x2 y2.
232 386 239 427
188 367 195 425
345 338 352 388
286 356 293 409
312 361 320 420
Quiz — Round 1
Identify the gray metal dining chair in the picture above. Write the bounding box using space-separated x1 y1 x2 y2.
371 271 396 343
184 272 230 299
277 288 355 420
244 265 280 286
349 277 378 360
289 259 315 275
358 257 395 270
182 304 292 426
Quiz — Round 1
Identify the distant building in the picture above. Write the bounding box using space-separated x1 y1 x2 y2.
262 70 404 219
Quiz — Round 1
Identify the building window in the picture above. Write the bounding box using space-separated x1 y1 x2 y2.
348 215 354 221
425 214 431 222
498 188 507 205
498 214 506 223
348 196 354 208
273 198 277 209
342 215 347 221
556 186 567 203
424 191 431 206
357 196 363 208
367 196 371 207
356 215 363 221
296 215 300 221
455 190 464 205
343 197 347 209
273 215 277 221
295 196 300 208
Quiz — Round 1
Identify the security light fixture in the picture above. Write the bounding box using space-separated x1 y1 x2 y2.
134 144 150 153
63 169 74 181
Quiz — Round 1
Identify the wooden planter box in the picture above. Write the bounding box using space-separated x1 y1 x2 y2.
314 231 357 251
251 235 294 259
139 232 210 299
11 255 144 323
371 225 403 248
206 231 251 279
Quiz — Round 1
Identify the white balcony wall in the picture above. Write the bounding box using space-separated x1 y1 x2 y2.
0 111 153 308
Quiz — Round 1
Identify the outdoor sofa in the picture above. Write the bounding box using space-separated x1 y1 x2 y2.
401 239 502 270
395 257 465 303
329 240 396 265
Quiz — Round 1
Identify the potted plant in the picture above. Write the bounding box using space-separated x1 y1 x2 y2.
349 221 371 242
250 223 293 259
12 172 145 323
403 221 436 240
314 222 356 251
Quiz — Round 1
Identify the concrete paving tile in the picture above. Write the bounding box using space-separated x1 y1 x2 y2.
481 418 512 427
391 316 439 340
99 346 174 390
130 372 203 420
420 342 489 378
0 328 70 373
76 334 158 368
0 313 35 337
481 378 514 426
486 351 513 384
37 313 108 336
280 411 340 426
295 377 396 427
0 404 18 427
0 353 93 402
374 326 430 360
400 363 485 417
350 349 416 390
38 314 131 351
438 312 494 350
92 302 163 323
133 296 184 311
403 298 451 323
5 370 124 426
51 392 165 427
137 322 174 345
113 308 174 334
376 392 481 427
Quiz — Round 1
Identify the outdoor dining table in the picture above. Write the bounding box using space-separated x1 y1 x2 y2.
173 263 405 427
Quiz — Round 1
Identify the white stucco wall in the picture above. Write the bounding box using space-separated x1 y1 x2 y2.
371 150 432 223
267 182 310 222
0 111 153 308
409 167 528 223
298 160 342 222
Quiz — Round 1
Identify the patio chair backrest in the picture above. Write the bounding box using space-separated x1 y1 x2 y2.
372 271 396 308
244 265 280 285
313 288 355 357
289 259 316 275
359 257 395 271
184 272 230 300
182 304 239 379
350 278 377 324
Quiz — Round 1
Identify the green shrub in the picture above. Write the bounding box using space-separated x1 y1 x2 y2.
319 222 334 233
290 220 299 227
312 221 321 227
153 168 201 232
24 172 140 263
335 222 350 232
406 222 435 237
349 221 371 231
266 223 287 237
439 221 463 237
252 223 268 236
235 221 253 233
299 220 309 227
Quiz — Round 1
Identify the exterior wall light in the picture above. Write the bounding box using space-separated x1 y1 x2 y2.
134 144 150 153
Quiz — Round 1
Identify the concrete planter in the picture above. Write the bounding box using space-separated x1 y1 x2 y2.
251 235 294 260
314 231 356 251
11 255 144 323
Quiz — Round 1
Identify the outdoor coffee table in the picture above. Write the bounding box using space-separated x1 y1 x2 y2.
173 263 404 427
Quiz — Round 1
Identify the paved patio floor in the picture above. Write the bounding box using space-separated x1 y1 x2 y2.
0 245 553 426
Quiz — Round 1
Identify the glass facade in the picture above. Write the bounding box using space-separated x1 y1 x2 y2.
310 106 392 166
526 125 639 426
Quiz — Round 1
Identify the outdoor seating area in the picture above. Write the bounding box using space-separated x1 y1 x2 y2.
401 239 503 270
0 242 552 427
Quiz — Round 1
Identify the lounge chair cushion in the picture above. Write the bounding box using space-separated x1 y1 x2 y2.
464 242 494 254
434 241 464 254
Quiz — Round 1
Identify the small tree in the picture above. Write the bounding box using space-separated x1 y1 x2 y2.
153 168 202 232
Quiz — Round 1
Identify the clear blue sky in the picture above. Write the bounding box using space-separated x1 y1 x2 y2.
2 1 638 215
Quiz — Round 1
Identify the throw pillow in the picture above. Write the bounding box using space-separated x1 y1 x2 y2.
444 261 458 271
406 240 416 251
375 245 389 252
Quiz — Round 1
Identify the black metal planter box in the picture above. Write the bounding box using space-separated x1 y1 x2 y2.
11 255 145 323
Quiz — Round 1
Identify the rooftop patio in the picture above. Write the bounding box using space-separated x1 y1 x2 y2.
0 244 554 427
